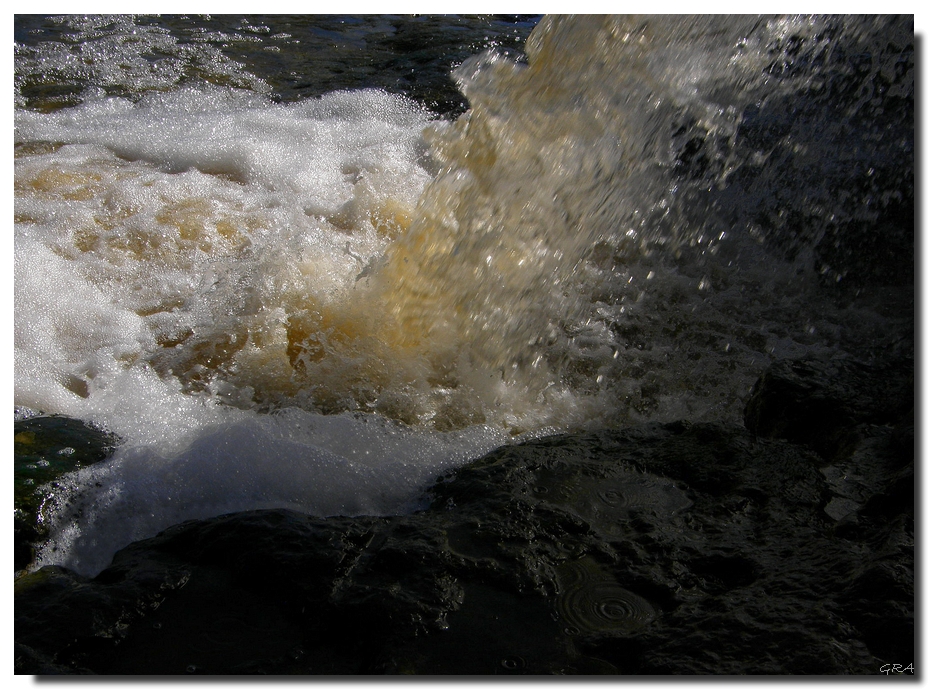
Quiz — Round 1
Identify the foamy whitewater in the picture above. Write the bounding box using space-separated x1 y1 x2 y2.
14 15 914 575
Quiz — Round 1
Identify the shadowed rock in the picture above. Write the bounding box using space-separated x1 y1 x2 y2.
15 369 914 674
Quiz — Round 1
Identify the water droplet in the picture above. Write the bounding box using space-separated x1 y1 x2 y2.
500 656 526 672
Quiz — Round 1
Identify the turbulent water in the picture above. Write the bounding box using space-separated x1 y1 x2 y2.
14 15 915 575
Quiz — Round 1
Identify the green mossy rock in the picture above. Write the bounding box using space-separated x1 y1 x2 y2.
14 413 120 572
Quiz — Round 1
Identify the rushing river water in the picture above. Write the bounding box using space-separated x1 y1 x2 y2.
14 15 914 575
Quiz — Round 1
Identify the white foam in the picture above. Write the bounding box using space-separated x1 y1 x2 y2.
14 235 151 416
15 85 433 210
16 15 909 579
33 411 507 576
15 86 435 436
15 84 513 577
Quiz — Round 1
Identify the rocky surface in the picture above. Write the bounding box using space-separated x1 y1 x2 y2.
14 355 914 675
14 413 119 573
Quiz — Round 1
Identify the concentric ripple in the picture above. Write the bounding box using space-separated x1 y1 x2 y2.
556 557 656 635
596 487 629 508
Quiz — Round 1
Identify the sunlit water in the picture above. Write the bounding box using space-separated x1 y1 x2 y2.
14 15 914 575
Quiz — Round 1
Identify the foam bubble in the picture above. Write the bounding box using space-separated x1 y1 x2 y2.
16 16 913 578
15 86 435 435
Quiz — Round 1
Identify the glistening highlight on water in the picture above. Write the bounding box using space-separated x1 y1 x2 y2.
13 15 914 576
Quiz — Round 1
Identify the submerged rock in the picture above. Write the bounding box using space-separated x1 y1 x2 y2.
14 413 120 572
14 366 914 675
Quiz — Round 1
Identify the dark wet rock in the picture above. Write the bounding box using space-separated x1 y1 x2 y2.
743 355 914 462
14 414 120 572
14 401 913 674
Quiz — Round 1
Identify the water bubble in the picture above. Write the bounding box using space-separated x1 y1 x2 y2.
499 656 526 672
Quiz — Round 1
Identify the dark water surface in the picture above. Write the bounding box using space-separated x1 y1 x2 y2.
15 14 540 115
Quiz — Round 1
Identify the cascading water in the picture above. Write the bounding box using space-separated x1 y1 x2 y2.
14 15 914 576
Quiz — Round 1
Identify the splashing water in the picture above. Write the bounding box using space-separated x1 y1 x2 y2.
14 15 914 574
